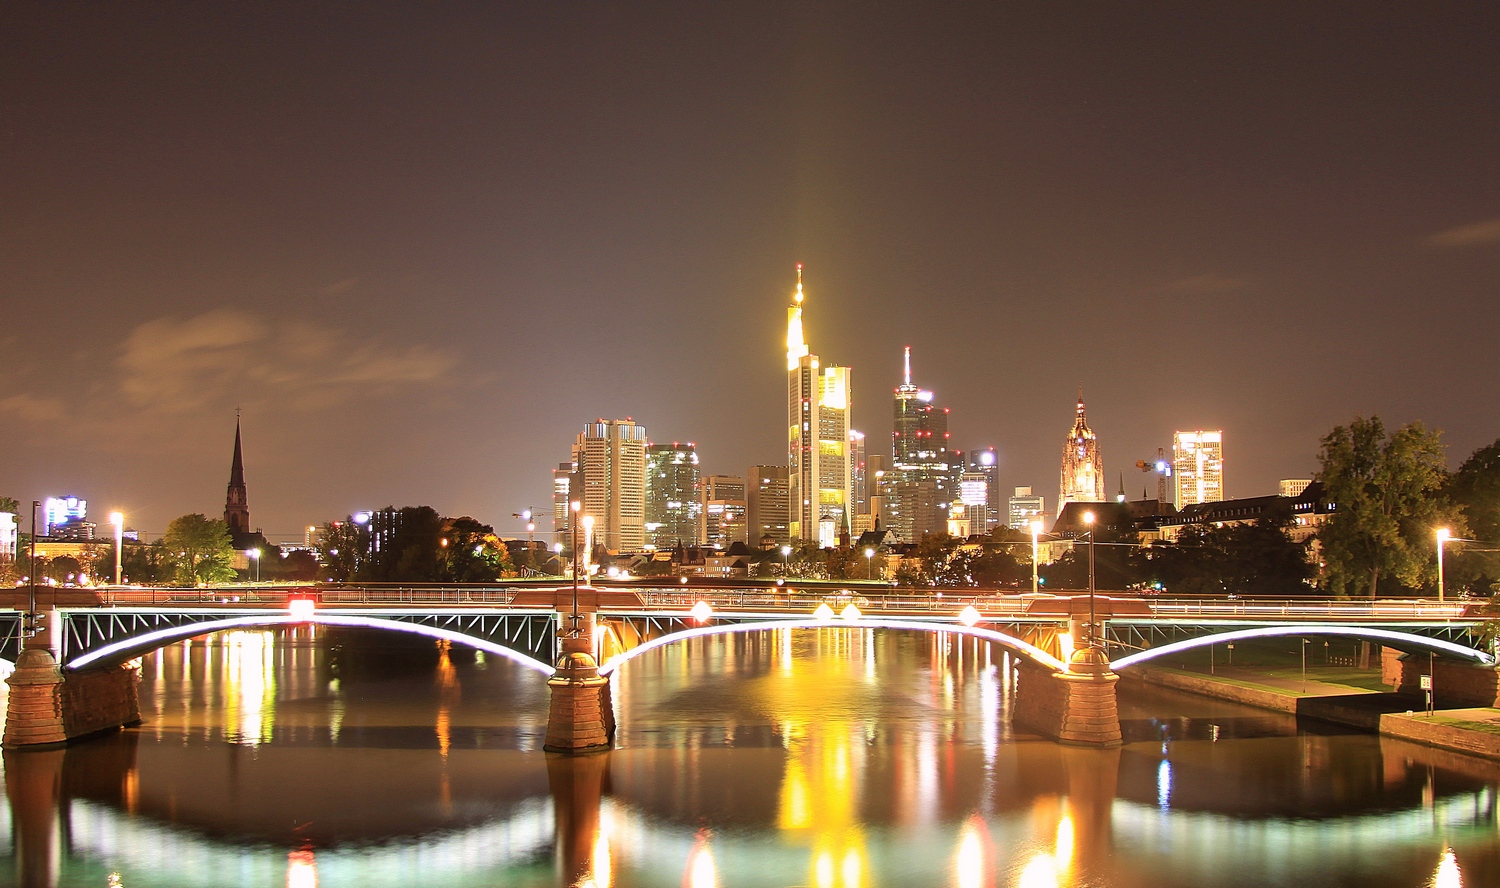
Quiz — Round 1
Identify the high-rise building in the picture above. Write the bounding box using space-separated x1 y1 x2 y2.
889 347 959 543
1008 487 1046 530
1279 479 1312 498
747 465 790 547
0 511 16 562
645 443 701 549
571 419 648 553
966 448 1000 532
1059 391 1105 507
43 496 87 538
699 474 747 547
849 430 868 519
552 461 574 547
1173 430 1225 509
786 266 852 546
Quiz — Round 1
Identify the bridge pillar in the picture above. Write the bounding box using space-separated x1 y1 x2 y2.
3 646 141 750
1013 648 1122 748
543 634 614 753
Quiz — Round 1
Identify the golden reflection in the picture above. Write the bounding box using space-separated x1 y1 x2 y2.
585 805 614 888
123 767 138 815
1017 852 1059 888
955 816 993 888
286 849 317 888
222 631 275 746
1434 848 1462 888
1053 811 1075 876
685 832 718 888
776 722 869 887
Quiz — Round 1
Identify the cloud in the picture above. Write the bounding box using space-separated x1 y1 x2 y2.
1426 218 1500 248
1159 274 1251 295
0 393 68 424
116 309 457 414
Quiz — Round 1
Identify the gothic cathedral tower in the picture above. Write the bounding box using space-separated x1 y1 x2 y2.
225 417 250 536
1059 390 1104 508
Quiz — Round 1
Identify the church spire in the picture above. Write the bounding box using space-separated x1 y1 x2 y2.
225 415 250 536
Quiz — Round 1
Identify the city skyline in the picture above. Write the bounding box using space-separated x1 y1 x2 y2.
3 6 1499 537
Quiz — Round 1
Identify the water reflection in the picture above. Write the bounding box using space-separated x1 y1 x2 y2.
0 627 1498 887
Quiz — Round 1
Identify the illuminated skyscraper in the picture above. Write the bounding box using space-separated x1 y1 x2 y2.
849 430 868 518
786 266 852 546
889 347 957 543
572 419 648 553
1059 391 1105 507
748 465 790 547
552 461 573 547
966 448 1000 532
1008 487 1046 531
645 442 700 548
1173 430 1225 509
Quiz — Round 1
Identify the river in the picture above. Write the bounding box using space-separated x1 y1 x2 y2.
1 625 1496 887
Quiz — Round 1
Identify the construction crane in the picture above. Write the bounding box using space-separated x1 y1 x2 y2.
1135 449 1172 503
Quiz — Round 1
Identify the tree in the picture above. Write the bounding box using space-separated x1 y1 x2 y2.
435 516 516 582
163 514 236 586
1443 439 1500 597
1146 515 1314 596
1316 416 1463 597
122 540 175 584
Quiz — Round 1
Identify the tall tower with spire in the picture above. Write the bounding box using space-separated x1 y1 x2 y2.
1059 390 1105 508
225 415 250 536
889 347 956 543
786 266 852 546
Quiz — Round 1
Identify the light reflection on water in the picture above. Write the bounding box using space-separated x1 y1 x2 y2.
0 626 1496 887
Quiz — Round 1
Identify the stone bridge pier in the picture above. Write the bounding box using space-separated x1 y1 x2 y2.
4 605 142 749
1012 648 1123 748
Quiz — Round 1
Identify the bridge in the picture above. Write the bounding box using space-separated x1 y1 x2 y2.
1 583 1493 751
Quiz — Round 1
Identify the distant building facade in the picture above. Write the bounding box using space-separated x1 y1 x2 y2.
1008 486 1046 531
645 442 701 549
1279 479 1312 498
1173 430 1225 510
700 474 748 548
747 465 790 547
572 419 648 553
889 347 957 543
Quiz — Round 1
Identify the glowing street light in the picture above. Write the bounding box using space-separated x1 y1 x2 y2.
108 511 124 587
864 546 875 580
781 544 793 577
552 541 564 577
691 600 713 624
1436 527 1451 603
248 547 261 583
959 604 981 627
1083 510 1097 649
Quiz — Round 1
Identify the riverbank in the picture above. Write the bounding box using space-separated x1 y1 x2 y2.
1123 665 1500 760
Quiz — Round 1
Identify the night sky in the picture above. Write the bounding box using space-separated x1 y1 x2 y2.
4 4 1499 542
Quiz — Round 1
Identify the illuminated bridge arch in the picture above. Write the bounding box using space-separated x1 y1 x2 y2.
1110 625 1495 671
63 610 558 675
597 617 1067 676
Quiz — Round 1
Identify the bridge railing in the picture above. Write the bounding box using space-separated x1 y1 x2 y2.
1142 598 1469 621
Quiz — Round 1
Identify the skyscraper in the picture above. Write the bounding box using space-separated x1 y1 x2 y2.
849 430 868 519
1173 430 1225 509
572 419 648 553
966 448 1000 532
889 347 958 543
1059 391 1105 507
552 461 573 547
1008 487 1046 530
645 442 701 549
747 465 790 547
786 266 852 546
700 474 748 548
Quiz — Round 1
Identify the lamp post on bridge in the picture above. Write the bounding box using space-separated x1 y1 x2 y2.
1083 510 1097 649
1436 527 1451 603
1030 519 1042 595
569 501 582 636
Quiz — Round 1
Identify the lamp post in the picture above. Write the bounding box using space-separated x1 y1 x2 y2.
552 542 564 577
781 544 792 578
1029 519 1042 595
569 501 582 636
108 511 123 587
864 547 875 581
1436 527 1451 603
28 501 39 638
248 547 260 583
1083 510 1097 649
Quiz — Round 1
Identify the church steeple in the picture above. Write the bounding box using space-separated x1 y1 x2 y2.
225 414 250 535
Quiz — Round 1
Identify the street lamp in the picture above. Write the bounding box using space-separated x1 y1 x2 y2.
108 511 124 587
569 501 582 635
1029 519 1043 595
248 548 261 583
864 546 875 581
1436 527 1451 603
1083 510 1097 649
552 541 564 577
781 544 792 577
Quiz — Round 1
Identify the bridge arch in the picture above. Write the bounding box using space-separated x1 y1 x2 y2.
597 617 1068 676
64 613 557 675
1110 624 1495 671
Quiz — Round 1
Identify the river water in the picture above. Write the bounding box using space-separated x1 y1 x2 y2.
2 625 1498 887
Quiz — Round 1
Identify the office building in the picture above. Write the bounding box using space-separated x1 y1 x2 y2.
1008 487 1047 531
849 430 868 518
1059 391 1105 507
645 443 701 549
785 266 852 546
1173 430 1225 510
1279 479 1312 498
552 461 574 547
889 347 959 543
967 448 1000 532
699 474 747 547
42 496 87 538
571 419 648 553
748 465 790 547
